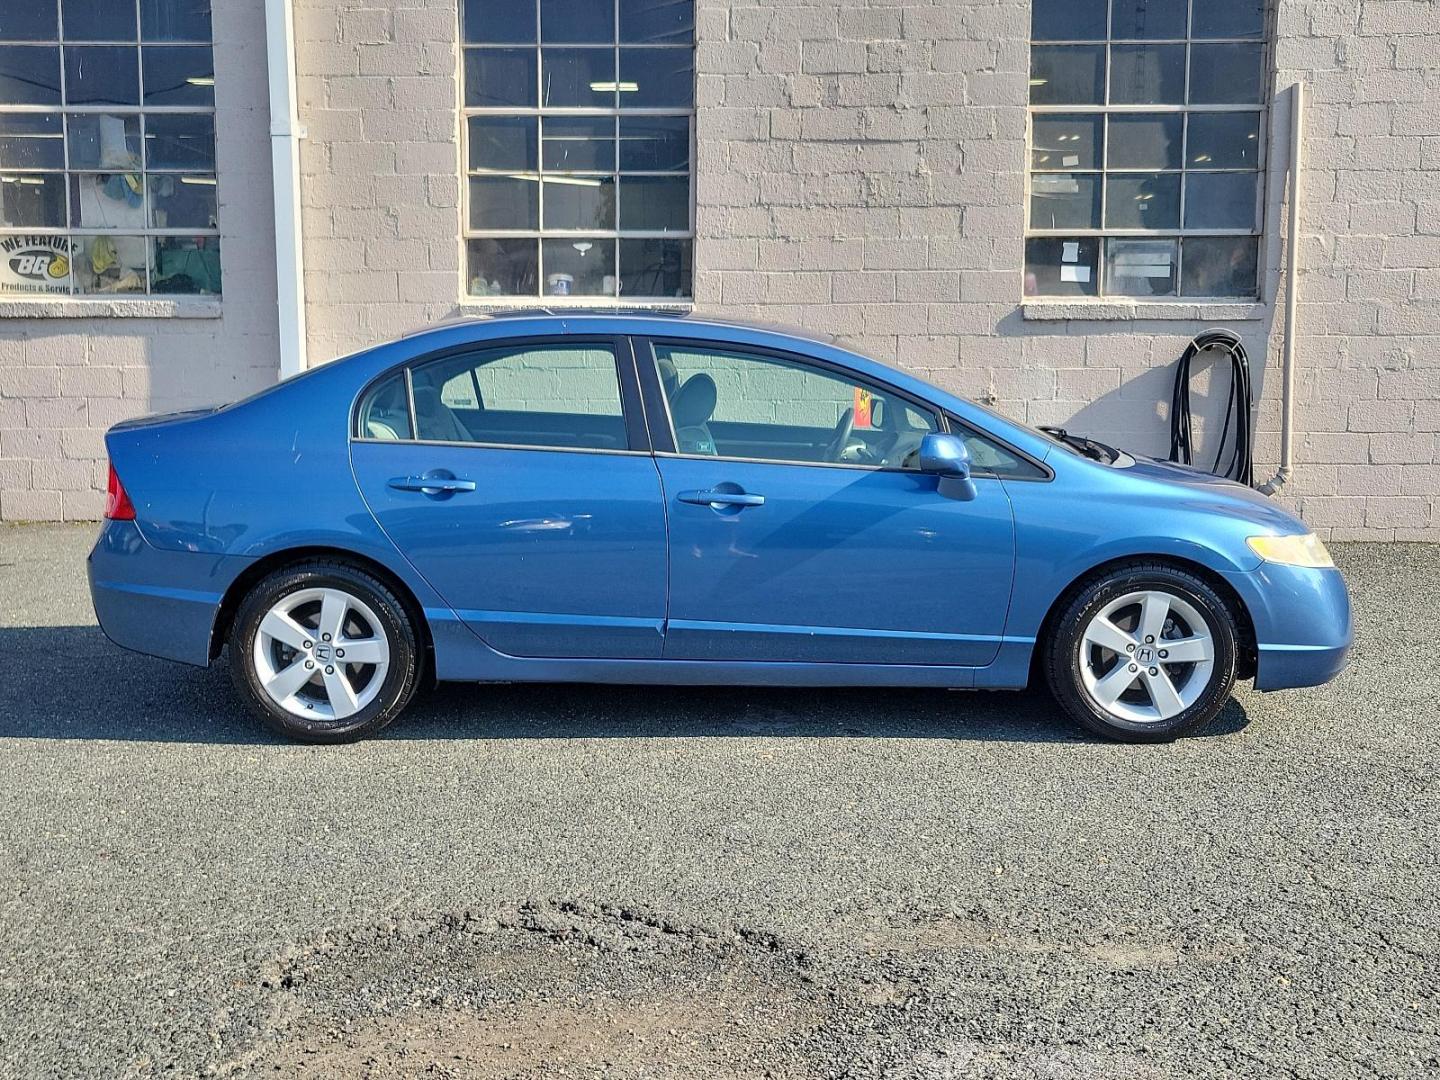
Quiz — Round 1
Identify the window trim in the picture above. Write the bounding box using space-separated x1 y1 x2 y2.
350 334 650 456
1024 2 1274 301
459 0 696 302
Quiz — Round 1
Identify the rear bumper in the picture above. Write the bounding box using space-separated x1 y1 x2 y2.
1222 562 1353 692
87 520 239 667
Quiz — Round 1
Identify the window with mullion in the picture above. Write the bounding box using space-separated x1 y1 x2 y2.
461 0 695 301
0 0 220 298
1025 1 1269 300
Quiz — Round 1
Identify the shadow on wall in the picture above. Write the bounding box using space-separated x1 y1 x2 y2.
0 624 1252 746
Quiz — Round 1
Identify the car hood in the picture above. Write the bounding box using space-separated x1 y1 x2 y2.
1122 453 1310 534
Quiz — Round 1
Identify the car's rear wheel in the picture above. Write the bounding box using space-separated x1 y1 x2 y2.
1044 563 1239 743
229 562 420 743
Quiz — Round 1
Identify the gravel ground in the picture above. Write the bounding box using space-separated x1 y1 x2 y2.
0 524 1436 1079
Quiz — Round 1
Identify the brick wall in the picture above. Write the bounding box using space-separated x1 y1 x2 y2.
0 0 280 522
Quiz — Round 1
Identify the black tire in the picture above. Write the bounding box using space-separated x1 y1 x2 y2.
1044 562 1239 743
229 561 420 743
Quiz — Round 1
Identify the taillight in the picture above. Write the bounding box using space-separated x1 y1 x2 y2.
105 462 136 521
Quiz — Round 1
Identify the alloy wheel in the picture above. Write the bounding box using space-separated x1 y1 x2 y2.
1077 589 1216 725
251 587 391 722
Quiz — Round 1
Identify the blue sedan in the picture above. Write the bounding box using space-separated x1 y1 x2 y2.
89 312 1351 743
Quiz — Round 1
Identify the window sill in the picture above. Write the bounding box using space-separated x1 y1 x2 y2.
1021 299 1267 322
458 297 694 312
0 297 222 320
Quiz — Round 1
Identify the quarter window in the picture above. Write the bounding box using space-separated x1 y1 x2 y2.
0 0 220 297
460 0 694 301
1025 1 1267 299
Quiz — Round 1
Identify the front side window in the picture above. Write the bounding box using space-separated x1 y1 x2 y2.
650 343 941 470
460 0 694 301
0 1 219 297
1025 1 1268 299
358 344 629 452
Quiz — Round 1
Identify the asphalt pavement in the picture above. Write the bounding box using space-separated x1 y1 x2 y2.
0 524 1435 1079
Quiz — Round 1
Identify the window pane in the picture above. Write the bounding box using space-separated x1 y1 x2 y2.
144 113 214 169
1184 172 1257 229
0 112 63 168
462 0 536 44
1109 43 1184 104
542 0 614 44
542 115 614 171
1109 0 1187 40
0 2 57 41
67 112 140 169
142 45 213 105
1107 112 1182 169
1187 111 1261 168
358 373 412 441
61 0 137 42
541 47 614 107
152 235 219 293
619 237 690 298
541 174 614 230
0 171 63 226
1105 172 1181 229
467 237 539 296
1029 45 1104 105
148 173 215 229
1190 43 1264 104
1105 237 1177 295
1029 173 1100 230
468 115 536 171
413 345 624 450
72 233 148 293
620 115 688 171
469 174 539 229
1181 236 1259 297
618 46 691 107
0 46 60 104
620 0 693 45
70 173 144 229
541 236 614 296
619 174 687 231
1030 113 1101 170
0 234 70 293
464 48 537 108
65 45 140 105
1193 2 1265 40
1024 236 1100 297
140 0 211 43
1031 0 1106 41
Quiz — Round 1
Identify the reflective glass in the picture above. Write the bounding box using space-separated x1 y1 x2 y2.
144 112 214 169
61 0 136 42
541 236 615 296
1190 43 1264 104
140 0 211 43
72 233 148 293
65 45 140 105
1184 172 1257 230
620 237 690 297
1025 236 1101 297
620 115 688 171
0 171 63 226
464 48 537 108
619 46 691 107
1107 113 1182 170
1181 236 1259 296
468 237 540 296
542 115 615 171
541 47 614 107
0 112 63 168
1187 112 1262 168
618 175 688 231
620 0 693 44
142 45 214 106
1110 0 1187 40
1030 44 1104 105
541 175 615 230
0 2 57 41
469 175 539 230
1109 43 1185 104
148 173 216 229
1030 113 1102 171
1029 173 1100 230
1031 0 1107 41
0 45 60 104
462 0 536 44
1193 1 1266 40
541 0 614 44
468 115 537 172
1105 172 1181 229
1105 237 1178 295
152 235 219 293
66 112 140 169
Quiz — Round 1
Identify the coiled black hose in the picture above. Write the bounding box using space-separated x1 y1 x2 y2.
1169 328 1254 487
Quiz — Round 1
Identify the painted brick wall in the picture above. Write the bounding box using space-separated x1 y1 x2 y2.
0 0 281 522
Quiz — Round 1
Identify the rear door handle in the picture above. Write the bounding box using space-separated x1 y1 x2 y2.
388 473 477 496
678 489 765 508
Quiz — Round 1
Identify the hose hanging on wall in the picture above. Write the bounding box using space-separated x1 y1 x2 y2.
1168 328 1255 487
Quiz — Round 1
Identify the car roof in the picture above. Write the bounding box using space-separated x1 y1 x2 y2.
400 309 839 348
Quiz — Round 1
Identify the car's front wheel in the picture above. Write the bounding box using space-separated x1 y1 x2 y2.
229 561 420 743
1045 563 1239 743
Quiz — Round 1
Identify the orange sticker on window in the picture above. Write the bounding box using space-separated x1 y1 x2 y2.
854 387 873 428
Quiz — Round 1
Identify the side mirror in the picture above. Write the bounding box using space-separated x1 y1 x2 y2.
918 432 978 502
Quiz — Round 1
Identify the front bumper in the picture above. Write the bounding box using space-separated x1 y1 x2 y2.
1223 562 1353 692
88 519 238 667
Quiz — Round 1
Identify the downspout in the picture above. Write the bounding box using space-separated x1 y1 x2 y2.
264 0 308 379
1259 82 1304 496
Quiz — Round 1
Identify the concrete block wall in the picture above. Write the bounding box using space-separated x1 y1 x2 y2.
0 0 281 522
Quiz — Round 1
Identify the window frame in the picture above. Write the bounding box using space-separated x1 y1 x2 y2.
350 334 652 456
0 1 221 298
1025 2 1273 300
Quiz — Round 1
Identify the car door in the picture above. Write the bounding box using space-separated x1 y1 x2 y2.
350 336 668 659
639 338 1017 667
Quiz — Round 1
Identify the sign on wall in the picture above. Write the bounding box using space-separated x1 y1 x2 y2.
0 236 72 295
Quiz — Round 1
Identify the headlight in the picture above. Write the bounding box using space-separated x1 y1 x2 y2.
1247 533 1334 569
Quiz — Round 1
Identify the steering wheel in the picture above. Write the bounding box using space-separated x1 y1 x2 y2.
825 407 855 463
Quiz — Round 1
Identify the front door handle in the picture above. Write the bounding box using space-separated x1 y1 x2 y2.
388 472 477 496
678 489 765 509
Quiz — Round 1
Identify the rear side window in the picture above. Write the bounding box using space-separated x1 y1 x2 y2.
357 373 412 440
357 343 628 452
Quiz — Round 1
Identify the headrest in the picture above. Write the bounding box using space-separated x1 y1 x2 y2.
670 373 717 428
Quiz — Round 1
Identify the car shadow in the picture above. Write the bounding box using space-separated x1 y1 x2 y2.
0 626 1252 745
